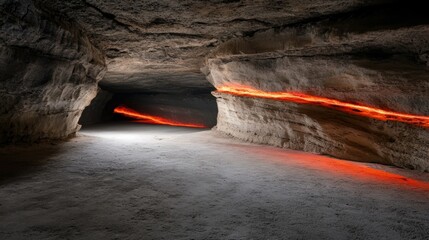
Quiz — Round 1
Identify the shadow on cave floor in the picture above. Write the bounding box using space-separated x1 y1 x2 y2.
0 144 66 184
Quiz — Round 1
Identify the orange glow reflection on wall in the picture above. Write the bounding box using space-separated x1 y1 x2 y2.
216 85 429 128
114 106 206 128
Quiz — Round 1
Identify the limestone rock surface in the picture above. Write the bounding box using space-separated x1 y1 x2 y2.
208 2 429 171
0 0 105 143
214 92 429 171
34 0 387 93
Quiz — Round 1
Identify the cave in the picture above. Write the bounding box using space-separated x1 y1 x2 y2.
1 0 429 239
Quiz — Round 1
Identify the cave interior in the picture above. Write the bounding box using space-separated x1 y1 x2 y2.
1 0 429 239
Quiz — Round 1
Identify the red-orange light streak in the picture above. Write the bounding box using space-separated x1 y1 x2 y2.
113 106 206 128
246 148 429 191
216 85 429 128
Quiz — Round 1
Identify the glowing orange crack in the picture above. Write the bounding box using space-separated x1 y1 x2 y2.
216 85 429 128
113 106 206 128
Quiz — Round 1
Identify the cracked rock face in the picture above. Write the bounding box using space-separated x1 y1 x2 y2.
34 0 387 93
0 0 105 143
214 92 429 171
208 2 429 171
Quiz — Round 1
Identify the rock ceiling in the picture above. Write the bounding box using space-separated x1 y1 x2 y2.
35 0 387 93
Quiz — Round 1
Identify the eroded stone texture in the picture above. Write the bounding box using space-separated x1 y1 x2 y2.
0 0 105 143
208 2 429 171
34 0 388 93
214 92 429 171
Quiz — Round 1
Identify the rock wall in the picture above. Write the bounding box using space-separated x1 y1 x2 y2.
79 88 113 126
0 0 106 143
208 2 429 171
214 92 429 171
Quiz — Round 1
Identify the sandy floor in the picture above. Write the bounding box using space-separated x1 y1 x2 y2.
0 123 428 240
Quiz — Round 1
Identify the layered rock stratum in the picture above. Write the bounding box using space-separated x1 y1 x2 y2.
0 0 105 143
34 0 389 93
208 2 429 171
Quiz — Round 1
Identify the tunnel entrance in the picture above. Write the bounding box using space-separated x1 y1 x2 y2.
79 91 218 129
